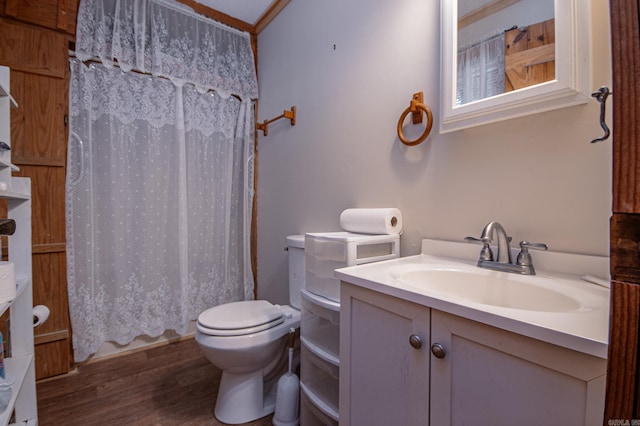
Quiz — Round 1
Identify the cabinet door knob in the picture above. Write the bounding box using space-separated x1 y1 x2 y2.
431 343 446 359
409 334 423 349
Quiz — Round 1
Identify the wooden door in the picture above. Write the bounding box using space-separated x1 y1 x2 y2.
504 18 556 92
0 0 78 379
605 0 640 420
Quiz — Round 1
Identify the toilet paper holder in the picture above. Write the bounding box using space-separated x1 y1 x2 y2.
32 305 50 328
0 220 15 236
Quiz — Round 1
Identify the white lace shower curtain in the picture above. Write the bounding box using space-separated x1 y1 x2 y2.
456 32 505 105
67 0 257 362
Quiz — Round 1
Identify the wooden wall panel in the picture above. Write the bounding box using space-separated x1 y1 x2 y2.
5 0 58 30
57 0 79 35
14 164 70 377
29 201 70 380
10 71 67 166
14 165 66 245
608 213 640 421
4 0 78 35
0 11 73 378
611 0 640 213
35 340 71 380
33 252 69 338
0 19 67 79
611 214 640 284
606 279 640 419
19 169 70 379
606 0 640 421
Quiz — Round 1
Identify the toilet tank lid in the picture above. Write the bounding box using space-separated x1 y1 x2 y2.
286 234 305 248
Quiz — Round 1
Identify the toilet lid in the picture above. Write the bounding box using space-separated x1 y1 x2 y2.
197 300 284 331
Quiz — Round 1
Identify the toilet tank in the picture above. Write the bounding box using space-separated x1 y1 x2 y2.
286 235 306 309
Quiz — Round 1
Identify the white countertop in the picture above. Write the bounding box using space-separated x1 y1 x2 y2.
334 239 610 359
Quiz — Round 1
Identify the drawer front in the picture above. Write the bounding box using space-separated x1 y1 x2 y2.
301 382 339 425
301 290 340 362
300 343 339 417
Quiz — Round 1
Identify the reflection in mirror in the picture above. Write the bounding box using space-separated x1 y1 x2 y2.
456 0 554 105
440 0 590 133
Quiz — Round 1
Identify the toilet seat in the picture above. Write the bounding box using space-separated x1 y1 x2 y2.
197 300 285 337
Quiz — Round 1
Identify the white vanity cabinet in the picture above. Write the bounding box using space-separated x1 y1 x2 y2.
430 310 606 425
339 283 430 426
340 282 607 426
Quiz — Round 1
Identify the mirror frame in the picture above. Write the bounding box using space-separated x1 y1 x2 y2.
440 0 591 133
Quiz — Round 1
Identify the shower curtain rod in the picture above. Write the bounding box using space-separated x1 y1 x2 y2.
69 50 161 78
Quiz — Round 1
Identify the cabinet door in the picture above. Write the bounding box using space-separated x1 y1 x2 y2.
340 283 430 426
430 310 606 425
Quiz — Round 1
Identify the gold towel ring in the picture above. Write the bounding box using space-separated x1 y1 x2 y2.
397 93 433 146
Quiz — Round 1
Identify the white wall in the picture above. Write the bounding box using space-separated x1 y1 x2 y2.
256 0 612 304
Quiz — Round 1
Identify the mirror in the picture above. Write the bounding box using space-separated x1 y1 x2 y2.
440 0 591 133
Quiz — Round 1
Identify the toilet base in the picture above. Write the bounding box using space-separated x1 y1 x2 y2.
214 370 277 424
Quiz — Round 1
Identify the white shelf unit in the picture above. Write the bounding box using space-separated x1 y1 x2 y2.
300 289 340 424
0 65 37 426
301 232 400 425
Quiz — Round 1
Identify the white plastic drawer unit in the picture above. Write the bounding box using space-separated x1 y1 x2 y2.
300 343 339 421
300 289 341 424
305 232 400 302
300 386 339 426
300 289 340 364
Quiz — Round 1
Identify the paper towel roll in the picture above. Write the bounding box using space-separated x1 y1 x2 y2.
339 208 403 235
0 262 15 304
33 305 50 327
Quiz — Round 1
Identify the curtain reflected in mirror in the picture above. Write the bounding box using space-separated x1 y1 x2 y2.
457 32 505 105
456 0 554 105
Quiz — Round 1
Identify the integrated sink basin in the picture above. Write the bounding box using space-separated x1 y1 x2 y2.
334 239 611 359
389 264 584 312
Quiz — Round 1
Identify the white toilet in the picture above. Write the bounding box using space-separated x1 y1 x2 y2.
196 235 304 424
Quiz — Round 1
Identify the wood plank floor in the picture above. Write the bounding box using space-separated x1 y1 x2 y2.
36 337 274 425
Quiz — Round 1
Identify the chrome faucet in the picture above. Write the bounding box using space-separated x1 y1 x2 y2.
465 221 548 275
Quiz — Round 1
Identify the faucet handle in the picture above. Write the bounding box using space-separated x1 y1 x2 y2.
464 236 493 261
519 241 548 251
516 241 548 266
464 236 490 244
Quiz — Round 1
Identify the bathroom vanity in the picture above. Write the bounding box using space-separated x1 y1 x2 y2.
336 239 609 425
